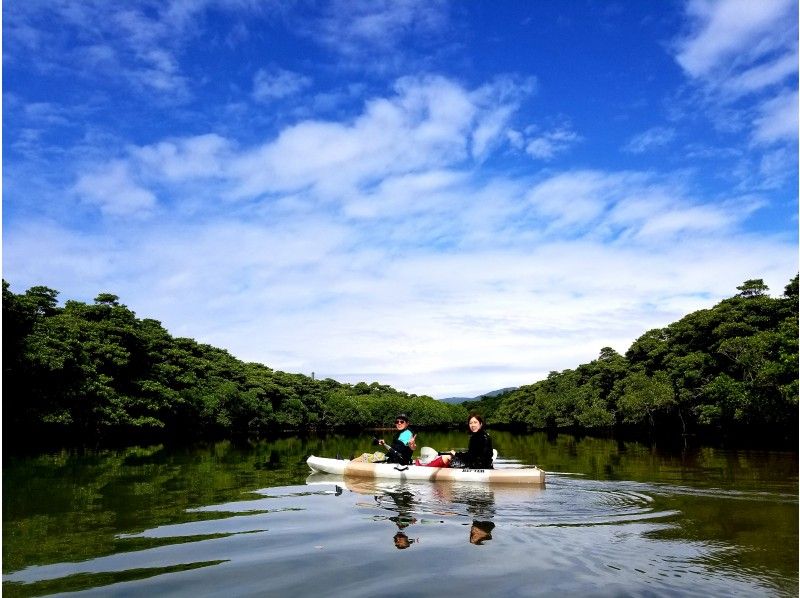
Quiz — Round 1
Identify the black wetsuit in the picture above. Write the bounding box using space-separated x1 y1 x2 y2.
454 429 493 469
386 429 414 465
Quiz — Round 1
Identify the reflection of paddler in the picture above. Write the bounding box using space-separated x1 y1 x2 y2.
383 487 417 532
381 488 416 522
389 513 417 529
377 485 419 549
394 531 416 549
431 482 496 520
469 520 495 545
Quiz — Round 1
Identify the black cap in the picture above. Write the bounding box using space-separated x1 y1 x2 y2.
395 413 409 421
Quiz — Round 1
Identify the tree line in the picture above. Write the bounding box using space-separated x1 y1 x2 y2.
465 277 798 445
2 280 467 449
3 276 797 450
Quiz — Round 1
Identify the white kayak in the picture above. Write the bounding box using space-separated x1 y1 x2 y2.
306 455 545 485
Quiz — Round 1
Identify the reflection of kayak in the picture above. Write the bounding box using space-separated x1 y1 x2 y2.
305 472 542 501
306 456 545 485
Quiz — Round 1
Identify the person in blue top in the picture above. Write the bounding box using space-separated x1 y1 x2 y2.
377 413 416 465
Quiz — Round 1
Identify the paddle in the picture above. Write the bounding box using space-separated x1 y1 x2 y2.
372 436 411 464
419 447 498 464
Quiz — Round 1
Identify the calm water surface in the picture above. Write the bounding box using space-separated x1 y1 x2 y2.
3 432 797 597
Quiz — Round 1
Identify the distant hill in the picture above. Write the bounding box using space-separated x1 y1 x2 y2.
440 387 517 404
440 396 472 404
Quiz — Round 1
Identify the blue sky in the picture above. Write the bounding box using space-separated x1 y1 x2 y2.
3 0 798 399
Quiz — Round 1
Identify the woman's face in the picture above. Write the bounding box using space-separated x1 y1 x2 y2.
395 418 408 431
468 417 482 433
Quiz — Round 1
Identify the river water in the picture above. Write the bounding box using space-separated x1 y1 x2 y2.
3 432 797 597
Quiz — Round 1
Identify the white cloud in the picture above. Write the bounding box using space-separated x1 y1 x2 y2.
675 0 796 80
8 73 797 399
3 220 121 285
672 0 797 171
99 75 528 203
252 68 312 101
758 147 795 190
723 52 799 97
631 202 745 239
7 0 254 100
23 102 72 126
525 171 629 231
156 230 796 398
342 169 468 219
133 134 232 181
312 0 449 59
33 139 794 397
5 212 795 399
753 90 799 145
73 161 157 216
524 170 759 242
524 127 581 161
63 77 505 215
624 127 676 154
471 106 516 161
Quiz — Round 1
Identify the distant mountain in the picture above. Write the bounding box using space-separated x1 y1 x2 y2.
440 396 472 404
479 387 518 398
440 387 517 404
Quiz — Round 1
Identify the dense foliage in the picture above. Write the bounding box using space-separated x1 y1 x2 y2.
486 277 798 443
3 276 797 448
2 281 467 447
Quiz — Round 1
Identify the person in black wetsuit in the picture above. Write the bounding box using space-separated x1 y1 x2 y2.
416 413 494 469
452 413 493 469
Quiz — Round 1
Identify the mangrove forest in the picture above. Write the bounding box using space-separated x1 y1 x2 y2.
2 275 797 450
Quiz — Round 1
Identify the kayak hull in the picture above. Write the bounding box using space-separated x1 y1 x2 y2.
306 455 545 485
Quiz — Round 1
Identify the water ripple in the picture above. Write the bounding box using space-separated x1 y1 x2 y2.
4 475 795 597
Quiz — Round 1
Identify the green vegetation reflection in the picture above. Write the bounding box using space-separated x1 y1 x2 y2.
4 560 227 598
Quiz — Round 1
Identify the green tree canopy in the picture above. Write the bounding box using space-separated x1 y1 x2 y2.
486 275 798 444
